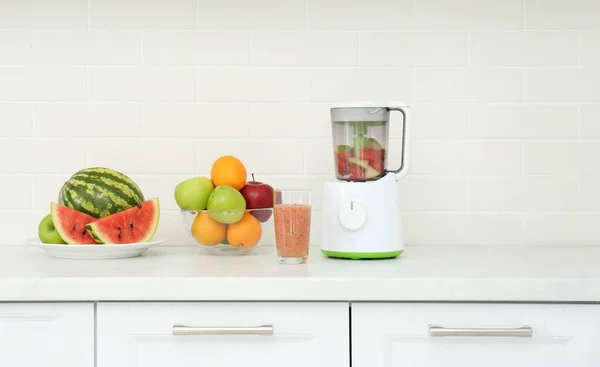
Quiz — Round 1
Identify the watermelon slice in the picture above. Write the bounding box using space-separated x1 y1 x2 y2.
85 198 160 244
51 202 98 244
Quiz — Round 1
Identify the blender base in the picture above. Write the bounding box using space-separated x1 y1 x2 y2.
321 249 403 260
320 173 405 259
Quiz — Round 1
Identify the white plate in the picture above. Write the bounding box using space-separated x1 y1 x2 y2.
26 238 167 260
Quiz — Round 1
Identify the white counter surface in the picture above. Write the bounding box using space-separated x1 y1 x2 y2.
1 244 600 302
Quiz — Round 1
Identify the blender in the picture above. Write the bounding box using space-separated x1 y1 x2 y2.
321 102 411 260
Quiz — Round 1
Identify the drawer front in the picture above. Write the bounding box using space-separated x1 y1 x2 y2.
0 302 94 367
352 303 600 367
98 302 349 367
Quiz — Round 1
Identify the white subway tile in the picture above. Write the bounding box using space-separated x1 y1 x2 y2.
89 67 195 102
525 0 600 30
144 31 248 66
87 139 196 174
251 32 358 66
470 31 577 67
306 0 414 30
195 140 305 175
90 0 197 29
412 104 468 139
468 177 578 212
0 104 33 137
416 0 523 30
0 210 48 244
0 0 87 29
32 31 141 66
399 176 467 211
32 174 71 210
306 68 414 103
413 141 522 175
405 213 523 245
523 214 600 246
523 142 578 175
251 103 330 139
523 142 600 175
360 32 467 67
0 67 86 101
580 32 600 66
34 104 142 138
143 104 250 138
524 69 600 103
577 142 600 175
87 139 195 174
416 68 522 103
0 139 86 174
467 105 578 139
196 68 304 102
303 139 335 175
579 177 600 212
0 31 31 65
198 0 304 30
580 105 600 139
0 176 32 210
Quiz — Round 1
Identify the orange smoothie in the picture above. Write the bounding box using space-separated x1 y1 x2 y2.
274 204 311 259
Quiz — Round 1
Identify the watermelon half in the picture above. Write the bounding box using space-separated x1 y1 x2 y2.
51 202 98 244
85 198 160 244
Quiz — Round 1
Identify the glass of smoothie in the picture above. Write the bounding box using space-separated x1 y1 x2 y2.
273 189 312 265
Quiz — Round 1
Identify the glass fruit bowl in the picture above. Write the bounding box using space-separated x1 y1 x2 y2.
180 208 275 256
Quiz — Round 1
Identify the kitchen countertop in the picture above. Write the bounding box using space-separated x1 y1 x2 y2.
1 244 600 302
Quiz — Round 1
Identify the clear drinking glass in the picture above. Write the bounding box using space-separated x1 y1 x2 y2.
273 189 312 265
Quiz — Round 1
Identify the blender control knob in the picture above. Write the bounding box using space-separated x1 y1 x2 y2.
338 200 367 231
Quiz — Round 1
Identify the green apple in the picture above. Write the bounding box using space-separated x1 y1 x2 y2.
365 166 381 179
348 157 370 170
337 144 353 154
207 185 246 224
38 214 67 244
367 137 383 150
174 177 214 210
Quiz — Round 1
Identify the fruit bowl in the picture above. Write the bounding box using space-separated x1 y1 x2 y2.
180 208 275 256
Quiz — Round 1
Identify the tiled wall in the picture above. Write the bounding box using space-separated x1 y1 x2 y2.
1 0 599 246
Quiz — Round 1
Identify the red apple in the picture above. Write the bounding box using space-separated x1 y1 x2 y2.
240 173 274 222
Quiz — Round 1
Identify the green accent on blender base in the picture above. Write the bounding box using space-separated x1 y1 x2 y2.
321 249 403 260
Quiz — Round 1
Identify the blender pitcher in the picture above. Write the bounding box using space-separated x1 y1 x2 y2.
331 102 411 182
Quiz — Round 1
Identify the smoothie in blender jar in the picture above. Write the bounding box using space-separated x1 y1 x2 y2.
273 190 311 264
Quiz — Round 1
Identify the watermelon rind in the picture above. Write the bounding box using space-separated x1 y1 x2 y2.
85 198 160 244
58 167 145 219
50 202 99 245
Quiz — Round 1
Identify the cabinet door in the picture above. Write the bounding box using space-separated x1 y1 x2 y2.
97 302 349 367
0 303 94 367
353 303 600 367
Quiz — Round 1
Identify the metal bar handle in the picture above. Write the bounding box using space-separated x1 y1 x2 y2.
429 325 533 338
172 324 274 336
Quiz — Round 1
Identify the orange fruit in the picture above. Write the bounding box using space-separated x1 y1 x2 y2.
226 212 262 249
191 211 226 246
211 155 247 190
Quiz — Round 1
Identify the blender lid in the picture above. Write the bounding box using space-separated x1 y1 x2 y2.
331 101 384 109
331 101 389 122
331 101 409 109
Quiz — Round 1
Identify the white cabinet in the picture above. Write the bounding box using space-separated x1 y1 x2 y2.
0 303 94 367
97 302 349 367
352 303 600 367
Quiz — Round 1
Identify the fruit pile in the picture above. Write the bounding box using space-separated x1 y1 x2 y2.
336 137 385 181
37 167 160 245
174 155 274 250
